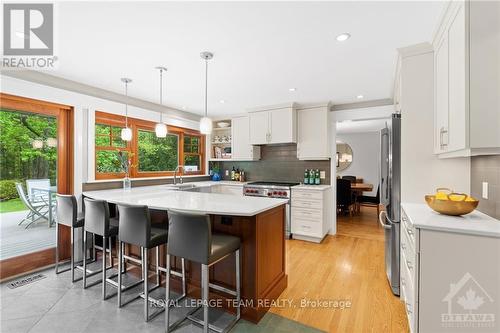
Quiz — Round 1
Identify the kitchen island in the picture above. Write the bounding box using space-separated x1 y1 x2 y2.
83 184 288 323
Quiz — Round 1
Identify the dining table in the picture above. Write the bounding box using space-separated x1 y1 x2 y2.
31 185 57 227
350 183 374 213
350 183 374 192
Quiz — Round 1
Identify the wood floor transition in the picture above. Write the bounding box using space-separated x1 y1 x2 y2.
270 207 409 333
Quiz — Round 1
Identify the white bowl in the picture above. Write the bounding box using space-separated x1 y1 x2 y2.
217 122 230 128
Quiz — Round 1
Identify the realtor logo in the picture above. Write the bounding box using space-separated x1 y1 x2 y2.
3 3 53 55
441 272 495 329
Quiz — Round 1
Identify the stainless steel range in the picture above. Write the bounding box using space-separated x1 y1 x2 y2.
243 181 300 238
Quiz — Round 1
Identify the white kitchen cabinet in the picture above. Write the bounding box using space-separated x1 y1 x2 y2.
400 204 500 333
291 186 332 243
248 111 269 145
231 116 260 161
433 0 500 157
297 105 331 160
249 104 297 145
434 33 449 154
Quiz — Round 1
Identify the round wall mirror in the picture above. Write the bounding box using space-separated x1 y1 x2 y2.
336 141 353 172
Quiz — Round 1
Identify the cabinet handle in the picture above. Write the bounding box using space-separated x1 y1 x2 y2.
406 260 413 271
440 127 448 149
406 302 412 314
401 242 406 251
301 225 311 229
401 277 406 287
407 228 414 237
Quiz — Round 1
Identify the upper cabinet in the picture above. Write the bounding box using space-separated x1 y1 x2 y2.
249 104 297 145
297 105 331 160
433 0 500 157
232 115 260 161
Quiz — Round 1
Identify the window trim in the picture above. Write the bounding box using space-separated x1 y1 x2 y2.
94 111 205 180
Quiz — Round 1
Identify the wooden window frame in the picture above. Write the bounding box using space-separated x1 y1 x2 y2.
94 111 205 180
0 92 74 279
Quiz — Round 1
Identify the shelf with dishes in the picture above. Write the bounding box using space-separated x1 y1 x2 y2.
209 119 233 160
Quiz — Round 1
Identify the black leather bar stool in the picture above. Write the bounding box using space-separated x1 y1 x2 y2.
55 194 86 282
117 203 185 322
83 198 118 299
165 210 241 333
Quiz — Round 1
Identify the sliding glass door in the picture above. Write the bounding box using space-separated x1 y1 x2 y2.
0 93 73 279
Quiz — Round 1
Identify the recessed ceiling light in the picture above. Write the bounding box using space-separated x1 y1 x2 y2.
336 33 351 42
219 100 225 104
289 88 297 92
356 95 364 99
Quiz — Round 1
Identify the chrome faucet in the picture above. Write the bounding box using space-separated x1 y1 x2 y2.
173 165 184 185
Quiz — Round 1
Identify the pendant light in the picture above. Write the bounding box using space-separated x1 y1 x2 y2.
154 66 168 138
199 51 213 135
120 78 133 141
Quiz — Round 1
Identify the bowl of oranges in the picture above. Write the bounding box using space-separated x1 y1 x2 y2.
425 188 479 216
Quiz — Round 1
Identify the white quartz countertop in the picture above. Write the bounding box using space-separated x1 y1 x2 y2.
402 203 500 238
292 184 332 191
83 183 286 216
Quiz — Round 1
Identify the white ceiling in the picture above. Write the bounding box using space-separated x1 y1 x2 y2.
336 118 390 134
47 1 444 116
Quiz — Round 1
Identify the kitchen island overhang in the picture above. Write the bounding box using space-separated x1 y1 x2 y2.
82 186 288 323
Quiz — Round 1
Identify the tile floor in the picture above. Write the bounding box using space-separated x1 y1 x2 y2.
0 266 322 333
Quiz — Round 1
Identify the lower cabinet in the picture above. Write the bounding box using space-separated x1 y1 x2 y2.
401 207 500 333
291 186 332 243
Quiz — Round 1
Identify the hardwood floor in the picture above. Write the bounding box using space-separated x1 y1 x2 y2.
270 207 408 333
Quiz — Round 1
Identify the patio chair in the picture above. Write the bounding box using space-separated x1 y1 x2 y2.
15 182 50 228
26 179 50 204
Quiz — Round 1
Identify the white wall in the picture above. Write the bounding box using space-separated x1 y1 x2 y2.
337 132 380 196
1 76 202 200
400 50 470 203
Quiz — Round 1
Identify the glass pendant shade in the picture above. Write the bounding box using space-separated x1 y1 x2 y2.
199 116 213 134
155 123 168 138
121 127 132 141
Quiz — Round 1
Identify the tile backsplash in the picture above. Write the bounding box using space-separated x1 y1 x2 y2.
470 155 500 219
211 144 331 184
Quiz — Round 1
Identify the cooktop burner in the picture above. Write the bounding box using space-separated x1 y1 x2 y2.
246 181 300 187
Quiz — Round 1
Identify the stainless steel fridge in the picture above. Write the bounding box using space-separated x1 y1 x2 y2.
379 113 401 296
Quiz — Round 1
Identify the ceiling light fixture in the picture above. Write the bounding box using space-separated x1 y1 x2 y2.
289 88 297 92
336 33 351 42
199 51 214 135
356 95 364 99
120 78 133 141
154 66 168 138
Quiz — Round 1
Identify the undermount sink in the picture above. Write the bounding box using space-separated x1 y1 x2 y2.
165 183 197 191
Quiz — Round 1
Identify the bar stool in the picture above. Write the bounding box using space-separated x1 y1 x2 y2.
55 194 86 282
117 203 186 322
83 198 118 299
165 210 241 333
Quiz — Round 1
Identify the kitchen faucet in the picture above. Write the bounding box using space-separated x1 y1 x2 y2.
173 165 184 185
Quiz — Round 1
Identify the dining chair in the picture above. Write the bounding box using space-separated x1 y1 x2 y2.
341 175 357 183
15 182 50 228
358 186 381 216
336 179 354 216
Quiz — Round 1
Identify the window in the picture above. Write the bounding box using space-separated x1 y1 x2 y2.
183 134 202 173
137 129 178 173
94 111 205 179
95 123 129 175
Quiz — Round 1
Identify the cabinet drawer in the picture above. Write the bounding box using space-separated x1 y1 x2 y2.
401 283 416 333
292 198 323 210
292 190 322 201
401 209 416 246
291 207 321 221
291 218 322 236
401 222 416 266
